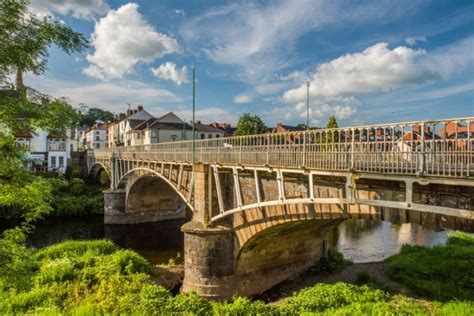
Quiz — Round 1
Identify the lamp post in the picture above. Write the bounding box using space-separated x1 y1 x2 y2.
192 68 196 164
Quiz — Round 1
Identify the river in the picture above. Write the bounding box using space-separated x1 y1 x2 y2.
0 216 448 264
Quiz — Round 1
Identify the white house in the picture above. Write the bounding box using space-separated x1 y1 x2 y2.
15 129 73 174
127 112 226 145
80 123 107 149
108 105 154 147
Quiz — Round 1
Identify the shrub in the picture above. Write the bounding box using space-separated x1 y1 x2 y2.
280 282 388 314
386 232 474 301
447 231 474 247
213 297 275 315
312 248 352 274
34 240 118 261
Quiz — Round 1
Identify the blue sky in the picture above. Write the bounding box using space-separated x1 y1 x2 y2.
25 0 473 127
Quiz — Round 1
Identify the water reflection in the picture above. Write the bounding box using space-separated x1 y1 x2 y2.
328 219 448 263
1 216 449 265
0 216 185 265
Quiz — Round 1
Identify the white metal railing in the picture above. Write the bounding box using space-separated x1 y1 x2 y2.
93 117 474 178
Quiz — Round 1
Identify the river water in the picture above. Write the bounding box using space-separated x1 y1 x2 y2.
0 217 448 264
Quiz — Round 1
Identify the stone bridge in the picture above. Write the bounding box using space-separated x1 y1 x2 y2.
88 117 474 299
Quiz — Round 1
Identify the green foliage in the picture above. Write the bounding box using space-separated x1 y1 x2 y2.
0 238 472 315
312 248 352 274
46 177 105 217
79 107 115 127
212 296 275 315
0 0 88 87
280 282 388 314
386 231 474 301
327 115 338 129
446 231 474 247
234 112 267 136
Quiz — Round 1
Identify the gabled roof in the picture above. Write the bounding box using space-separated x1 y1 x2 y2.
14 130 33 138
194 122 225 133
48 130 67 138
155 112 185 124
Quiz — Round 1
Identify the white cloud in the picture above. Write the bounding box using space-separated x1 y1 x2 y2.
25 75 180 113
84 3 182 80
29 0 109 20
283 43 437 103
181 0 421 81
233 93 253 104
405 36 427 46
174 9 185 16
151 62 189 85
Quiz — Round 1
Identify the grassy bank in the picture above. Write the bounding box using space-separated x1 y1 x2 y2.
0 233 472 315
386 231 474 301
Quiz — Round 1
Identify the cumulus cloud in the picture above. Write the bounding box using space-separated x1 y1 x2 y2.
29 0 109 20
405 36 427 46
181 0 422 81
233 93 253 104
83 3 182 80
283 42 437 103
151 62 189 85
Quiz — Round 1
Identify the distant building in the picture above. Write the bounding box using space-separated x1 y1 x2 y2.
107 105 154 147
80 123 107 149
271 123 306 133
209 122 235 137
194 121 226 139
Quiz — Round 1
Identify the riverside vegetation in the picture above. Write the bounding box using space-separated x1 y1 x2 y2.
0 230 472 315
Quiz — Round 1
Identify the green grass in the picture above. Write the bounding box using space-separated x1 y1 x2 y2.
386 231 474 301
0 236 472 315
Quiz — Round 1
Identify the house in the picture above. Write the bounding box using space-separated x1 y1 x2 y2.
80 123 107 149
209 122 235 137
107 105 154 147
194 121 226 139
271 123 306 133
14 129 73 174
126 112 226 145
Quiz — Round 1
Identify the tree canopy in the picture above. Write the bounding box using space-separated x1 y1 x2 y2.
234 113 267 136
79 107 115 127
327 115 338 129
0 0 88 90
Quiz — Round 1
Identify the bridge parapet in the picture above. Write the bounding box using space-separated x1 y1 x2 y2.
93 117 473 178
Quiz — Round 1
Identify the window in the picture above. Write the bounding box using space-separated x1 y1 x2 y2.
201 133 205 139
95 131 100 135
208 134 212 138
96 143 100 149
51 156 56 168
216 134 220 138
58 156 64 168
96 136 100 141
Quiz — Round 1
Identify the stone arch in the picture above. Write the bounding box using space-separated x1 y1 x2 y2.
117 167 194 212
88 162 110 182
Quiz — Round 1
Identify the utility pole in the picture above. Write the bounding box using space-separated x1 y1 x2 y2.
306 80 310 130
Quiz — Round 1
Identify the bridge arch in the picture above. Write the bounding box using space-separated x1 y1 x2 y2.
88 162 110 182
117 167 194 213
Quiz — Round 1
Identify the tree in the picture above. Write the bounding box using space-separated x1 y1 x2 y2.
326 115 339 143
327 115 338 129
234 113 267 136
79 107 115 127
0 0 88 93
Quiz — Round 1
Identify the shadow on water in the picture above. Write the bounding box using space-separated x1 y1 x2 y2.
0 216 185 265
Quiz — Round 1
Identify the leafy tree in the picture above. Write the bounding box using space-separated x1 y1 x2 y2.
0 0 88 92
326 115 339 143
234 112 267 136
327 115 338 129
80 107 115 127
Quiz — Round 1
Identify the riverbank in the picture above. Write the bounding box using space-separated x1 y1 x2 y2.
0 231 472 314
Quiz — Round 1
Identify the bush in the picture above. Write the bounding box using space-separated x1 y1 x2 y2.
386 231 474 301
280 282 388 314
212 297 275 315
312 248 352 274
